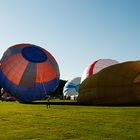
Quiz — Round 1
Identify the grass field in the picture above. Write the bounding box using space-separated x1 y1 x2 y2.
0 101 140 140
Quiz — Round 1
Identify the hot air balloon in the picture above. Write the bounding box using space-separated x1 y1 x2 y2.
81 59 118 83
63 77 81 100
78 61 140 105
0 44 60 103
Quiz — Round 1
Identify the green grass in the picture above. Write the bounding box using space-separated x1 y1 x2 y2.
0 101 140 140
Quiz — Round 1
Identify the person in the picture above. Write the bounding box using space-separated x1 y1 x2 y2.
1 88 5 101
1 88 5 95
46 97 50 108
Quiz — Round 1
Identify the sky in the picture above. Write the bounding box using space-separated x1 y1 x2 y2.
0 0 140 80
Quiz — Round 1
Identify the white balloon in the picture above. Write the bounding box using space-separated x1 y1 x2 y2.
81 59 119 83
63 77 81 99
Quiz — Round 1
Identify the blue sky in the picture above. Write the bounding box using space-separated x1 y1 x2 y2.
0 0 140 80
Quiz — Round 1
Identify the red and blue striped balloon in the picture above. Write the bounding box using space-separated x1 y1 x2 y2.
0 44 60 102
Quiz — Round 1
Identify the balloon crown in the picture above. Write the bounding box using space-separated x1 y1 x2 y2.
22 45 47 63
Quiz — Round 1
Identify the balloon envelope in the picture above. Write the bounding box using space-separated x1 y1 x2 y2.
81 59 118 83
0 44 60 102
78 61 140 105
63 77 81 99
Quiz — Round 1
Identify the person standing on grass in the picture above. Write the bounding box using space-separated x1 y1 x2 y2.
46 97 50 108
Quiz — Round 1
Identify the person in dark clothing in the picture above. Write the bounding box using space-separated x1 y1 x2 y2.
46 98 50 108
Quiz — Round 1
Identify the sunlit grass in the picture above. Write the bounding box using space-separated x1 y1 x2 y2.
0 101 139 140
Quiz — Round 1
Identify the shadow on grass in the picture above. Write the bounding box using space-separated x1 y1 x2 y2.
21 101 140 107
30 101 79 105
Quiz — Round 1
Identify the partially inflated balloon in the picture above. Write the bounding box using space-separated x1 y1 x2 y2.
63 77 81 99
81 59 118 83
78 61 140 105
0 44 60 102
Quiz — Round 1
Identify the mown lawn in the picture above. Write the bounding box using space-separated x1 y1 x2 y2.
0 101 139 140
